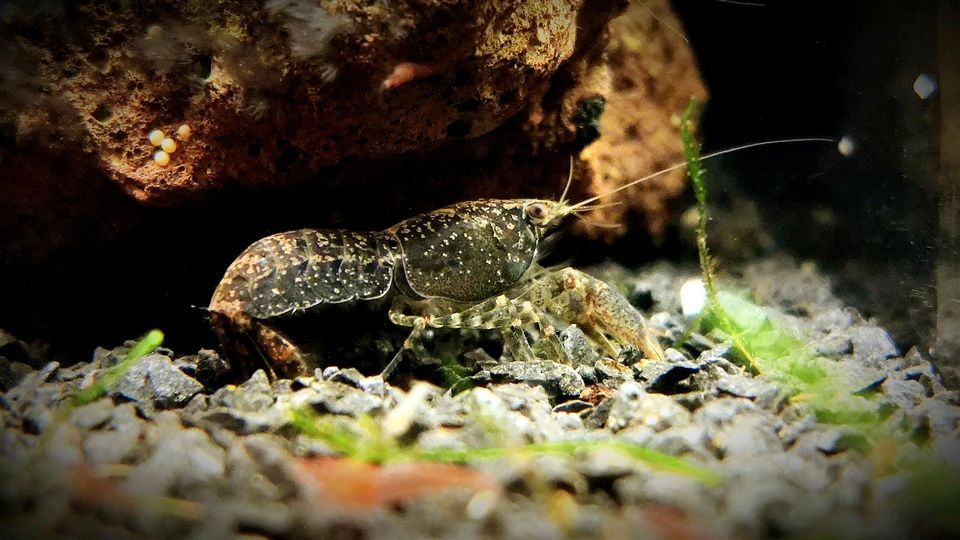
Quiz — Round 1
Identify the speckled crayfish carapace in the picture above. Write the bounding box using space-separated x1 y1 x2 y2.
209 139 828 380
209 175 664 380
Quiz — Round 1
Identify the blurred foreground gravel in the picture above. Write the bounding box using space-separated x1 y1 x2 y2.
2 257 958 539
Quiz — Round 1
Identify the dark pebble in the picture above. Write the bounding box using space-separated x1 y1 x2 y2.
634 360 700 392
488 360 585 397
627 284 655 311
330 367 363 388
577 365 598 386
553 400 593 413
0 358 32 392
582 398 614 429
195 349 233 389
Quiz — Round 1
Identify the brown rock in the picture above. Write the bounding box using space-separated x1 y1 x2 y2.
2 0 701 228
578 0 708 239
5 1 606 204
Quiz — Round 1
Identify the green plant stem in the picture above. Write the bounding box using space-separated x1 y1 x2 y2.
680 100 716 307
679 100 759 372
72 329 165 406
28 330 163 474
292 409 722 486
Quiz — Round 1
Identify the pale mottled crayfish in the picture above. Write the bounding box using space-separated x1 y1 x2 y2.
209 140 829 380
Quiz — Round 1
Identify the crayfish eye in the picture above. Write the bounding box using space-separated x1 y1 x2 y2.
525 203 548 221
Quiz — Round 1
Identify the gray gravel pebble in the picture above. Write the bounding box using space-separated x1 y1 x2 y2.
715 374 781 405
812 334 853 355
881 378 926 410
830 359 887 393
2 258 959 540
83 423 142 464
113 354 204 409
648 424 711 458
848 326 899 366
559 325 600 366
713 414 783 457
606 382 690 432
693 397 762 426
125 412 226 497
813 308 855 333
488 360 585 398
582 397 614 429
594 357 633 386
69 398 114 429
907 397 960 436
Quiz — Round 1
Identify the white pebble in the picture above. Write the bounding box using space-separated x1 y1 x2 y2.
680 278 707 318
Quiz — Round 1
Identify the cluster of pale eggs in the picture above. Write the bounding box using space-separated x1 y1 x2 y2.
148 124 192 166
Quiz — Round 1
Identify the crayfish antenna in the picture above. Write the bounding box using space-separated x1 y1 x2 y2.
558 155 575 206
565 137 836 213
572 201 624 214
574 215 625 230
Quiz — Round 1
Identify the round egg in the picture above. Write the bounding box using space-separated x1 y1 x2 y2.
148 129 165 147
153 150 171 166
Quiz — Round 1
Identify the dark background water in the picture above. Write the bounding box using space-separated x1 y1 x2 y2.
672 0 939 348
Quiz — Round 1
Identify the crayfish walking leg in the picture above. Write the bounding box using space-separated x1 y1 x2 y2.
385 292 569 377
385 267 664 372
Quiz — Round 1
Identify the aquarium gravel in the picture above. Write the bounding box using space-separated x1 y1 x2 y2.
1 257 958 540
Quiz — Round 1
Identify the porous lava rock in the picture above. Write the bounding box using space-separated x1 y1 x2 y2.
1 0 704 255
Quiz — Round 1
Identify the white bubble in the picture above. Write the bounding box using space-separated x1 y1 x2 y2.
838 136 856 157
913 74 937 100
680 278 707 318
